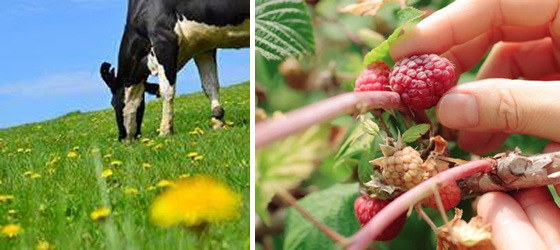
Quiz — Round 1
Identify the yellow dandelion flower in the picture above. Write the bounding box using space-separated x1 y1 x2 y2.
186 152 200 158
142 162 152 170
193 155 204 161
150 175 240 228
38 204 47 213
36 239 53 250
188 127 205 136
67 150 78 158
0 195 14 203
141 138 151 144
7 209 17 217
90 207 111 221
154 144 164 150
178 174 190 179
146 141 157 147
1 224 22 238
101 169 114 178
45 156 60 170
110 160 123 167
156 180 175 188
124 187 139 196
23 171 41 179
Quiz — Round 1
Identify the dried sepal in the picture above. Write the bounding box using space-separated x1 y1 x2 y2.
436 208 494 250
339 0 388 17
363 173 405 200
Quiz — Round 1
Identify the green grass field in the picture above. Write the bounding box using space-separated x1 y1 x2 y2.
0 82 250 249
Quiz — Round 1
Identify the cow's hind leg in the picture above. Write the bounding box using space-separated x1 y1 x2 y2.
195 49 224 129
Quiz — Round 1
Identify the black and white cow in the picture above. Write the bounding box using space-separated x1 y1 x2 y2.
100 0 249 140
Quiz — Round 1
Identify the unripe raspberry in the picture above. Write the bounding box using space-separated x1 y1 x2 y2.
355 61 391 92
390 54 455 110
371 146 431 190
354 195 406 241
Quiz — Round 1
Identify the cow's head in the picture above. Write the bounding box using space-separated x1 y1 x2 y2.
100 62 159 140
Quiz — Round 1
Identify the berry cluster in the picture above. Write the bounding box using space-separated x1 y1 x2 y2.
354 54 455 111
353 56 458 241
354 136 461 241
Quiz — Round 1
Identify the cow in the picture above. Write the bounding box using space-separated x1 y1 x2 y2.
100 0 250 140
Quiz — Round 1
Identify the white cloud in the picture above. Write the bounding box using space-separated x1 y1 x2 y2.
0 71 106 96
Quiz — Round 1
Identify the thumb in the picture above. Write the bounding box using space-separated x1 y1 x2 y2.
436 79 560 142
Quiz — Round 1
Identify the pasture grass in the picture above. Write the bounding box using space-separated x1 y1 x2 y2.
0 82 250 249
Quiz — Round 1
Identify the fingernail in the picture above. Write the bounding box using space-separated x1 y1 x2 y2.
438 93 479 128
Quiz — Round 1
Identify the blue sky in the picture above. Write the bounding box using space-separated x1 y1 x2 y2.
0 0 249 128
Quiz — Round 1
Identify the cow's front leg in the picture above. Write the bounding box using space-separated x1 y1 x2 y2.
159 72 176 136
149 36 179 137
195 49 224 129
123 83 145 140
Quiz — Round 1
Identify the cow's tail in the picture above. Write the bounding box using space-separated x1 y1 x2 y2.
100 62 116 88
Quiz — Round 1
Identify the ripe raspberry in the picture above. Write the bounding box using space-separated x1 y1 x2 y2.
423 181 461 210
354 195 406 241
355 61 391 92
371 146 430 190
390 54 455 110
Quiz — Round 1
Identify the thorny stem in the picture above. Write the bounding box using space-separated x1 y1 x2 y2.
415 204 437 232
372 110 393 138
348 160 492 250
430 183 449 224
256 91 404 149
277 190 349 246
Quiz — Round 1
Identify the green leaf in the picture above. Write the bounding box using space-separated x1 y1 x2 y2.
402 123 431 143
358 152 375 184
397 6 425 26
256 125 330 225
333 132 374 169
284 183 360 249
256 0 315 61
363 7 425 66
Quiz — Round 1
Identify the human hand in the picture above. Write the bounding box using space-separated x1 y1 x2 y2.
476 143 560 250
390 0 560 155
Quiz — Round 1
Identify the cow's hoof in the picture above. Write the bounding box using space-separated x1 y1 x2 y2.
211 118 224 129
212 106 225 121
158 127 174 136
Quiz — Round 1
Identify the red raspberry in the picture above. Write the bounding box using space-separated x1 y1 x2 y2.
354 195 406 241
355 61 391 92
423 182 461 210
390 54 455 110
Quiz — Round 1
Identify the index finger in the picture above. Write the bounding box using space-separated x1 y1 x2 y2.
390 0 560 60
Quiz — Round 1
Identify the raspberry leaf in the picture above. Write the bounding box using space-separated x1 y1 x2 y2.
402 123 431 143
363 7 425 66
284 184 360 249
333 123 376 169
358 151 377 184
256 0 315 61
256 125 330 225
